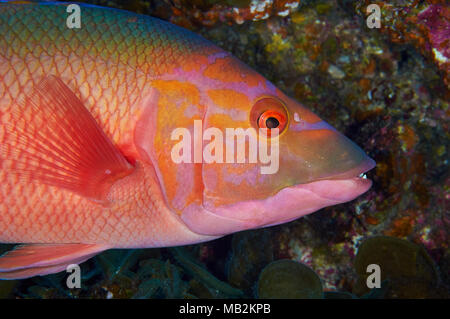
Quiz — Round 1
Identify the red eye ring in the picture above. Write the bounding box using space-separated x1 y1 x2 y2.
250 97 289 138
258 110 286 130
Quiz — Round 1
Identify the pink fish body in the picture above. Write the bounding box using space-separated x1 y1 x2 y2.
0 2 375 279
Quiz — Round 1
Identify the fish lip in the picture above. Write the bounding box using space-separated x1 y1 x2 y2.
260 168 375 228
186 157 376 235
291 157 376 202
319 157 376 181
224 157 376 220
291 176 373 202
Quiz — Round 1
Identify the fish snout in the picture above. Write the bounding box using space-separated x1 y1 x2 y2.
281 121 375 185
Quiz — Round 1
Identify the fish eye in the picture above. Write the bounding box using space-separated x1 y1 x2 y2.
250 97 288 137
258 111 283 129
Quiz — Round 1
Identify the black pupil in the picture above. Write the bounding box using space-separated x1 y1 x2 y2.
266 117 279 129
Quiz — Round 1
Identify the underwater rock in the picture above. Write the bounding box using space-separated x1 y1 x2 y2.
418 5 449 67
227 229 274 295
164 0 301 26
355 1 450 92
353 236 444 298
328 64 346 79
257 259 323 298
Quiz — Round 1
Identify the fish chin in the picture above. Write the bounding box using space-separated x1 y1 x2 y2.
181 159 375 236
257 176 373 228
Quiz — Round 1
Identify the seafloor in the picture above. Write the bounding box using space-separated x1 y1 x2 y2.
0 0 448 299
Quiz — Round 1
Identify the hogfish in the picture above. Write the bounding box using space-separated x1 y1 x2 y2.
0 1 375 279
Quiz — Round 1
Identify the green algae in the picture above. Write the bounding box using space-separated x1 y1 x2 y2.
170 247 244 298
353 236 442 298
96 249 142 280
257 260 323 299
133 259 189 298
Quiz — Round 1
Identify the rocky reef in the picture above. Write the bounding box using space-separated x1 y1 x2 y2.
0 0 448 299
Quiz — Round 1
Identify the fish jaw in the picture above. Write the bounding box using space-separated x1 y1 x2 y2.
261 160 375 227
181 158 375 236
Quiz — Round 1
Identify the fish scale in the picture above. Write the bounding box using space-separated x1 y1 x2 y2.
0 2 216 247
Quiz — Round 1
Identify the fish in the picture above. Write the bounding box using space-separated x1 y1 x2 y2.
0 1 375 279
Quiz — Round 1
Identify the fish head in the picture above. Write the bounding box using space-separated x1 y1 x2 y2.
135 53 375 236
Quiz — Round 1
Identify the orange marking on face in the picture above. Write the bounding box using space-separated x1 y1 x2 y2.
151 80 204 214
203 163 263 208
151 80 200 105
184 163 204 206
207 89 251 111
203 57 262 87
206 113 248 129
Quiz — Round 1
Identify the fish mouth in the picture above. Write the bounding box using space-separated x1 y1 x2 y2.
260 157 376 227
320 157 376 182
296 157 376 201
212 157 376 225
181 158 376 236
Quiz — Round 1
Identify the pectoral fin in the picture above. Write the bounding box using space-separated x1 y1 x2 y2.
0 75 134 202
0 243 108 280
